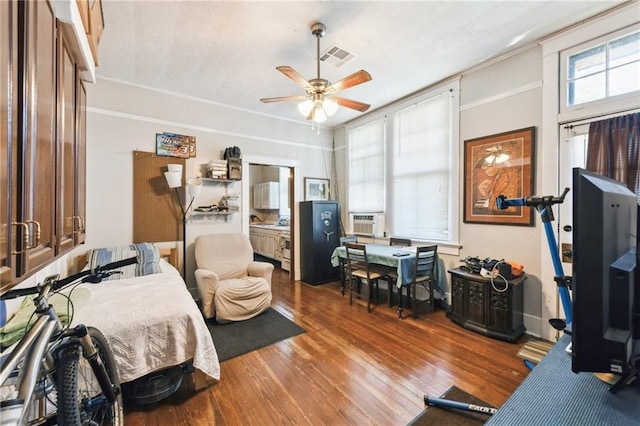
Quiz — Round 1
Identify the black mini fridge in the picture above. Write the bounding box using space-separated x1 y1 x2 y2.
300 200 340 285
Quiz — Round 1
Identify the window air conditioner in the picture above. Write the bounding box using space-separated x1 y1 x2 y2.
349 213 385 237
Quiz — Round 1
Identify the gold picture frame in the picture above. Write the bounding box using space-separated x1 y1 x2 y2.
463 127 535 226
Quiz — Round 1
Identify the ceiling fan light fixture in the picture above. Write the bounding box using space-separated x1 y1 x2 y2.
322 98 338 116
298 99 314 116
312 105 327 123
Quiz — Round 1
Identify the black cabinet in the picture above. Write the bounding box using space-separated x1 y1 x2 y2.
447 267 525 342
300 201 340 285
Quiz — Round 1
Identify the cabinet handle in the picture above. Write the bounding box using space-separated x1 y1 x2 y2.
73 216 85 233
10 222 30 254
25 220 40 248
81 216 86 232
11 221 40 253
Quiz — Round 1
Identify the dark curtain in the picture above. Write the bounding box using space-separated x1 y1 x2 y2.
586 112 640 195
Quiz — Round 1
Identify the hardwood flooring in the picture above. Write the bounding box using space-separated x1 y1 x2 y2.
124 268 531 425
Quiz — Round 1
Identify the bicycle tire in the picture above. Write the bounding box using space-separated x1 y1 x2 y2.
56 327 124 426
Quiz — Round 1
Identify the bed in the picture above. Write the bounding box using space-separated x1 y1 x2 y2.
69 245 220 388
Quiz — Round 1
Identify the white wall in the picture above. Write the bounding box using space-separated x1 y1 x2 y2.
459 46 544 336
85 78 333 289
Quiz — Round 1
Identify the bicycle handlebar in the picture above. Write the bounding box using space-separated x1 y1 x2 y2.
1 256 138 300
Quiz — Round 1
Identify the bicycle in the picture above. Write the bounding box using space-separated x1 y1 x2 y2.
0 256 138 425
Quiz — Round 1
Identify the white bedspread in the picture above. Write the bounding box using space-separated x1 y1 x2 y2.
69 260 220 384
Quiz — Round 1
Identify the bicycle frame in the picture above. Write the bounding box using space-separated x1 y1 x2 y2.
1 256 136 425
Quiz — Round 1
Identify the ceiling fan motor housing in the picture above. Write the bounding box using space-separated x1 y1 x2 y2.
311 23 326 38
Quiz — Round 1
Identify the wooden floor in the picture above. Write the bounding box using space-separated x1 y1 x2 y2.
124 268 531 425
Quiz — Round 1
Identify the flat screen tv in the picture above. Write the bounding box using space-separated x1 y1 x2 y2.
571 168 638 387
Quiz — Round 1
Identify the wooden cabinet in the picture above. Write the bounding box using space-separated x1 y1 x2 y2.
1 0 88 290
0 0 16 286
253 182 279 209
14 0 58 278
74 77 87 245
447 267 526 342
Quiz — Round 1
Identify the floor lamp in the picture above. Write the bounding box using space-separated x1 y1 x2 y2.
164 165 202 278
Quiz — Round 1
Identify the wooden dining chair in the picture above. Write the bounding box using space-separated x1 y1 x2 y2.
345 243 385 312
339 236 358 295
386 237 411 306
389 237 411 247
395 245 438 319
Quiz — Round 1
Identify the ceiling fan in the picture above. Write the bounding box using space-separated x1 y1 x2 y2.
260 22 372 123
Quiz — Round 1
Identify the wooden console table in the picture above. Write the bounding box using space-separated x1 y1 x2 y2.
447 267 525 342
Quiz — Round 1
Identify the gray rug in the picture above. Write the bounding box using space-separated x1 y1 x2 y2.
206 308 305 362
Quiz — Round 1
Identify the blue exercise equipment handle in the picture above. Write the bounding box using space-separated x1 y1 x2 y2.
495 188 572 325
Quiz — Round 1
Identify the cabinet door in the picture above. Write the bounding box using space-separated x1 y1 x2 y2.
266 182 279 209
264 231 276 259
253 185 262 209
249 231 258 252
467 280 486 326
0 0 17 287
74 78 87 244
15 0 57 275
57 24 76 253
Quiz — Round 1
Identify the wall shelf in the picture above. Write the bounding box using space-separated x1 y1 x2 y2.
201 178 239 184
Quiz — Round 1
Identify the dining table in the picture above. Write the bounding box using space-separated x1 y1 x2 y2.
330 243 447 297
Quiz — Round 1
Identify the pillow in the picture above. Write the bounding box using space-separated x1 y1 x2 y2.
87 243 162 281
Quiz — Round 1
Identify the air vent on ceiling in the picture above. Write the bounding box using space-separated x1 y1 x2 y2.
320 44 357 68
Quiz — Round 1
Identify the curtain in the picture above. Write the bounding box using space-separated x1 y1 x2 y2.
586 112 640 194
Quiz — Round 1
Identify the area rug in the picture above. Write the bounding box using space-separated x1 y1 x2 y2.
407 385 495 425
206 308 305 362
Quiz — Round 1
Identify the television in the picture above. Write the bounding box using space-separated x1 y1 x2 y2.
571 167 638 387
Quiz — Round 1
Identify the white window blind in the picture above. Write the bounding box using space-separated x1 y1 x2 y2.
348 119 385 212
391 93 451 241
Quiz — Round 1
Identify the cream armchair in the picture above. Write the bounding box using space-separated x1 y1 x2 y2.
194 233 273 323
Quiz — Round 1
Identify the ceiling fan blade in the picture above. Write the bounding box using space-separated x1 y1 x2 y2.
277 66 312 91
333 97 371 112
326 70 372 94
260 95 309 103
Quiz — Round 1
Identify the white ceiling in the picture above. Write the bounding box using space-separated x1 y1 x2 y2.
97 0 629 128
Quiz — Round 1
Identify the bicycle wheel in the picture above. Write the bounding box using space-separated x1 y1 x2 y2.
56 327 124 426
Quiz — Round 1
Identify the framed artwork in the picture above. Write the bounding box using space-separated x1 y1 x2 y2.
463 126 535 226
156 133 196 158
304 178 330 201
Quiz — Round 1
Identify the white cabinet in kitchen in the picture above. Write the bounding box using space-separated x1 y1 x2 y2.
249 225 288 261
253 182 279 209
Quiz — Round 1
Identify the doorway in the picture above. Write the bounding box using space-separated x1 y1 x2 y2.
242 155 298 281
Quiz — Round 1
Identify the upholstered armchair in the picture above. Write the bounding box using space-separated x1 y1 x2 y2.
194 233 273 323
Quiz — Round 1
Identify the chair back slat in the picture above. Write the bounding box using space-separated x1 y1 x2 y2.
415 245 438 279
340 236 358 246
345 243 368 272
390 237 411 247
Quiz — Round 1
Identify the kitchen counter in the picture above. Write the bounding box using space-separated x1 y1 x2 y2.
250 223 290 232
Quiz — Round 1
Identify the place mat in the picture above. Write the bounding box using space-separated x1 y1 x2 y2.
408 385 495 426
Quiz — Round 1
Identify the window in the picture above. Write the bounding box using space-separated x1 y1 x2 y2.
563 28 640 110
390 93 452 241
347 118 385 213
347 81 459 245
